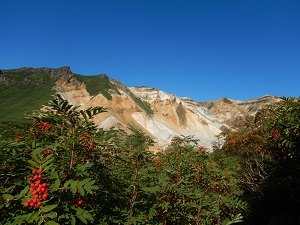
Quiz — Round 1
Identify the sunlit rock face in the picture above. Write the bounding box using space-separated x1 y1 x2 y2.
54 74 280 151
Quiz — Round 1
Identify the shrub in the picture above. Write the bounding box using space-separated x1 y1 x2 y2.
1 95 247 224
221 97 300 224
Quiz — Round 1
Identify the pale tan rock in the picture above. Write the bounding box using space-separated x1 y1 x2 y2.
53 75 280 151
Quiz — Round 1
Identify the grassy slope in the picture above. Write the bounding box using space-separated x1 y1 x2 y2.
74 74 120 100
75 74 153 115
0 68 153 135
0 69 56 124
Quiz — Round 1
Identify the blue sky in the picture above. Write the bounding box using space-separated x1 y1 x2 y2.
1 0 299 102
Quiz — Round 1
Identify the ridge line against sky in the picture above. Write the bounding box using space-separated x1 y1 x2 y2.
0 0 299 102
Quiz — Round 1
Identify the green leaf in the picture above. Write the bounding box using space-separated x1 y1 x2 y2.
83 211 94 221
77 186 85 196
70 215 76 225
40 204 58 213
28 159 39 167
31 154 43 164
17 185 29 198
85 180 96 186
41 158 55 168
63 179 74 188
2 194 14 200
38 216 44 225
70 180 79 193
78 216 88 224
44 211 57 219
90 185 99 190
52 179 61 191
86 110 92 118
32 147 46 156
78 178 91 186
84 186 92 194
80 110 87 120
27 211 41 223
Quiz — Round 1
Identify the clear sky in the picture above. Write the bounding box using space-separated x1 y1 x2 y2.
1 0 299 102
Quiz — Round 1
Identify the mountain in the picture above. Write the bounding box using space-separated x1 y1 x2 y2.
0 66 281 150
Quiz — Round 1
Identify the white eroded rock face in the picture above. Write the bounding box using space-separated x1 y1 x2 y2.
55 77 280 151
128 87 227 149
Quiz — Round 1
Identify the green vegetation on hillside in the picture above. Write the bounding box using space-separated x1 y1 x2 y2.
128 90 153 115
0 67 154 136
0 69 56 124
74 74 121 100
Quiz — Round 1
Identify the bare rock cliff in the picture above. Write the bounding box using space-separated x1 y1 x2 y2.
52 70 280 150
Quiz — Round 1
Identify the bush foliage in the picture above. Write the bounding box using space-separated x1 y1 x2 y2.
1 95 299 224
222 97 300 224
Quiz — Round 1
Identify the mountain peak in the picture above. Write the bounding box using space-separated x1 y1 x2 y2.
0 66 281 150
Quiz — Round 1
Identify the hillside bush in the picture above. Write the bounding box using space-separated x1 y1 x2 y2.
1 94 246 224
221 97 300 224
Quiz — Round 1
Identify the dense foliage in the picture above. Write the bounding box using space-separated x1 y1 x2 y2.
1 94 245 225
1 95 299 224
222 97 300 224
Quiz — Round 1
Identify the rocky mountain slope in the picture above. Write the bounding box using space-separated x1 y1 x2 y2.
0 67 281 150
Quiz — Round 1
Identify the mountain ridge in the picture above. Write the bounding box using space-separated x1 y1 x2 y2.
0 66 281 150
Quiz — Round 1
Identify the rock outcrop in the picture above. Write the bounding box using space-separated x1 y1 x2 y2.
1 66 281 150
53 73 280 150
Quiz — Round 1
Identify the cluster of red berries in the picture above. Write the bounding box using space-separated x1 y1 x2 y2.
198 146 207 152
274 129 279 139
79 132 95 152
43 149 52 155
15 136 23 141
24 168 49 208
79 140 95 152
34 121 51 131
75 197 83 208
257 147 262 153
80 132 90 137
155 159 166 167
169 149 175 154
75 190 83 208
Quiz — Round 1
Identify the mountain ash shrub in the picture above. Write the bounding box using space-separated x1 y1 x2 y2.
1 94 247 224
221 97 300 225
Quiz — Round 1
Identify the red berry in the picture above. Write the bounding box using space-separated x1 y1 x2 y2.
24 202 29 207
38 168 43 173
30 202 34 207
28 177 33 181
37 201 42 207
32 170 37 175
38 174 42 179
30 183 35 187
34 175 39 180
42 183 47 187
42 193 48 200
